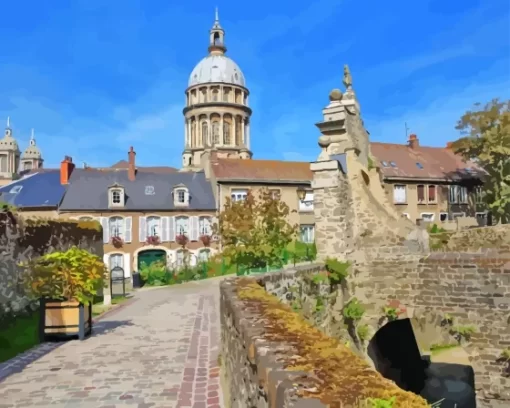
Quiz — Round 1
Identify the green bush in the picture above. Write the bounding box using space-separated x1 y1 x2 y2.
139 261 172 286
325 258 350 284
343 298 365 321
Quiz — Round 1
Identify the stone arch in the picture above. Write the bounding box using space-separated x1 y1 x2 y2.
210 113 221 146
199 87 208 103
223 87 231 102
198 114 208 146
211 86 220 102
235 89 242 104
133 246 174 271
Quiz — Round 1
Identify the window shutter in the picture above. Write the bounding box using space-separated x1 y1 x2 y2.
161 216 169 242
124 217 132 243
139 216 147 242
103 254 109 269
169 216 176 242
123 253 131 277
100 217 109 243
191 216 199 241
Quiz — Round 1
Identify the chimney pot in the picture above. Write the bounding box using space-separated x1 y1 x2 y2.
60 155 75 185
128 147 136 181
408 134 419 149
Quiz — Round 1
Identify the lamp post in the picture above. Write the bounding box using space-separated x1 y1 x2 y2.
297 187 306 201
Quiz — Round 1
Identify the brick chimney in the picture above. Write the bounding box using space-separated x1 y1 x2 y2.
408 134 419 149
60 156 75 185
128 146 136 181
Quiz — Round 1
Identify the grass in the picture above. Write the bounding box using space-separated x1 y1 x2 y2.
429 343 459 355
0 312 40 364
92 295 132 317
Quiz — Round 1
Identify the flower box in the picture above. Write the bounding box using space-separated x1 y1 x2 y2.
176 234 189 247
111 236 124 248
146 235 160 245
39 298 92 341
199 234 211 247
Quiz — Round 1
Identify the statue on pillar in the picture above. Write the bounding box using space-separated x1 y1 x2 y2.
343 64 353 89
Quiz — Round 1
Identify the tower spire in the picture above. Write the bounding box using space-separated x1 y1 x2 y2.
6 116 10 129
30 128 36 145
208 8 226 55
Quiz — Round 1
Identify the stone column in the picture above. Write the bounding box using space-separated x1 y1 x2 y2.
186 119 191 147
232 116 237 146
219 114 224 146
241 117 245 145
245 120 250 149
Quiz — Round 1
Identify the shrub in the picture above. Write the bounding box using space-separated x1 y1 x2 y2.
200 234 211 247
343 298 365 321
139 261 171 286
325 258 350 284
20 246 106 305
451 325 476 342
176 234 189 248
357 324 371 342
111 236 124 248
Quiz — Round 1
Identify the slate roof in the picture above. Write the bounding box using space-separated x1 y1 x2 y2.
59 169 216 211
370 143 486 181
110 160 178 173
211 158 313 183
0 170 66 208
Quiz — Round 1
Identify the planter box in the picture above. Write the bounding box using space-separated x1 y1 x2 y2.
39 299 92 341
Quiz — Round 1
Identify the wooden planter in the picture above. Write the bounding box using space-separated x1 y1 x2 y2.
39 298 92 341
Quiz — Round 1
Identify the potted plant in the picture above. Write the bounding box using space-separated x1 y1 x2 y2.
199 234 211 247
146 235 160 246
20 246 106 341
176 234 189 248
111 235 124 248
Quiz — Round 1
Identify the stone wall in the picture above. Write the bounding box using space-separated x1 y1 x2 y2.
220 271 430 408
0 212 104 316
221 251 510 408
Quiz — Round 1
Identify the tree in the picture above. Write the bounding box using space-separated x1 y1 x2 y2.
451 99 510 224
216 189 297 270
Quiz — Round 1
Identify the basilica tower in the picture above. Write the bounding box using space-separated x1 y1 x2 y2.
181 9 252 170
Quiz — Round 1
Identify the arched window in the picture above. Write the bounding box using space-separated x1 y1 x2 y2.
235 120 242 145
108 216 124 238
201 122 208 146
223 122 231 145
191 121 196 146
212 121 220 145
0 155 7 173
212 89 219 101
223 89 229 102
109 253 124 271
146 216 161 237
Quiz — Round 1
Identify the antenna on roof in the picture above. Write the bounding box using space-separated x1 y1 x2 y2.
404 122 410 141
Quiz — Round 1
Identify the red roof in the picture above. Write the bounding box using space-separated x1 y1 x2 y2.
370 142 485 181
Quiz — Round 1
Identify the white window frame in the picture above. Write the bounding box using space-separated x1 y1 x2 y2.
108 216 125 239
439 212 448 222
173 186 189 207
231 189 248 202
109 253 124 270
146 216 161 238
420 213 435 222
459 186 468 204
393 185 407 204
300 224 315 244
175 216 189 236
109 188 124 208
417 184 426 204
198 216 212 236
298 191 314 212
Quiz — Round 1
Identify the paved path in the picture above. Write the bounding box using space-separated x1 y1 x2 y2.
0 278 226 408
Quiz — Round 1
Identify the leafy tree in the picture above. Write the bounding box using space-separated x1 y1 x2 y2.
216 189 297 270
451 99 510 224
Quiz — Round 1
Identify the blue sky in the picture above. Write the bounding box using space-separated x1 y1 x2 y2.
0 0 509 168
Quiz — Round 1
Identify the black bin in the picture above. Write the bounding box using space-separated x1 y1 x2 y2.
132 272 144 289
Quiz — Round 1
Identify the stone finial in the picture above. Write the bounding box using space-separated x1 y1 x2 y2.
343 64 353 89
329 89 343 102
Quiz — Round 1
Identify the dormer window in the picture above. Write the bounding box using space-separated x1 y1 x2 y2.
173 184 189 207
108 184 125 208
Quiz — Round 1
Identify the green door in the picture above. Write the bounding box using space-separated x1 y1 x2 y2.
137 250 166 270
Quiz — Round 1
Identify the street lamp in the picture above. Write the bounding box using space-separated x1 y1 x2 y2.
297 187 306 201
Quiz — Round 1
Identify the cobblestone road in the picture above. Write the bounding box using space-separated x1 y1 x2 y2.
0 278 225 408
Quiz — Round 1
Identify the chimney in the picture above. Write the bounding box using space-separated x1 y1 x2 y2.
408 134 419 149
60 156 75 185
446 142 453 149
128 146 136 181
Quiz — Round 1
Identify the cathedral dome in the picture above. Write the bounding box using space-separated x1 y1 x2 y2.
0 123 19 152
188 55 245 88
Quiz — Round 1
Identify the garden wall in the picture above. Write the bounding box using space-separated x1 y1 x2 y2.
0 212 104 317
221 249 510 408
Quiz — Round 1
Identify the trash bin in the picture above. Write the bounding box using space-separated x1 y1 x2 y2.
132 272 144 289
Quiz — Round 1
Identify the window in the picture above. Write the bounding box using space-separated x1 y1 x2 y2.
212 121 220 145
223 122 231 144
212 89 219 101
449 185 468 204
23 161 33 170
145 185 155 195
146 216 161 237
417 185 425 203
390 161 397 168
0 155 7 173
393 185 407 204
198 249 211 263
420 213 435 222
439 212 448 222
109 187 124 207
223 89 230 102
428 185 437 203
269 189 281 200
109 254 124 271
9 185 22 194
201 121 208 146
475 186 484 203
108 216 124 239
199 216 212 235
300 225 315 244
298 191 314 212
416 162 423 169
175 216 189 235
174 187 189 206
79 216 93 221
381 161 388 167
231 189 248 202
